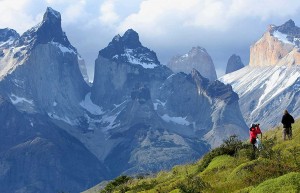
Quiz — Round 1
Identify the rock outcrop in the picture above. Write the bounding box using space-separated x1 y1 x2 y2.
167 46 217 81
91 29 172 109
249 19 300 67
225 54 244 74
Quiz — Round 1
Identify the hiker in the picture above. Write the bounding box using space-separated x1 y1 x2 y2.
249 124 262 150
281 110 295 140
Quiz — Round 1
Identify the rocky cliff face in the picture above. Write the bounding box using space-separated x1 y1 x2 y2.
0 8 103 193
167 46 217 81
90 29 247 176
249 19 300 67
91 29 172 109
156 69 248 147
0 7 89 119
225 54 244 74
0 96 107 193
102 86 209 176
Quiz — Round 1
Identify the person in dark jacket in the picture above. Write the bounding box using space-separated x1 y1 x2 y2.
281 110 295 140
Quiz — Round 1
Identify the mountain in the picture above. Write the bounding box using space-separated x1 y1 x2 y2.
220 20 300 129
0 7 89 119
167 46 218 81
89 30 248 176
156 69 248 148
0 28 19 47
225 54 244 74
0 7 108 193
0 96 108 193
0 7 248 191
91 29 172 109
249 19 300 67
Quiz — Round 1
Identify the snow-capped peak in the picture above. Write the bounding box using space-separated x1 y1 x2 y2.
270 19 300 47
98 29 161 68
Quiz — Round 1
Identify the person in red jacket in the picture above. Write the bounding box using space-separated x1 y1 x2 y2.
249 124 262 149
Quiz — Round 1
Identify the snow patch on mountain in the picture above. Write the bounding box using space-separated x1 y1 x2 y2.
48 112 75 126
51 41 76 55
123 49 158 68
220 65 300 128
221 65 299 107
161 114 190 126
80 93 104 115
10 94 33 105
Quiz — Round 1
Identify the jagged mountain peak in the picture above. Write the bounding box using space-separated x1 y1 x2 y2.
270 19 300 37
122 29 142 48
0 28 20 43
249 19 300 67
98 29 160 68
188 46 207 56
43 7 61 24
190 68 209 87
167 46 217 81
16 7 74 51
112 34 121 42
225 54 244 74
189 68 238 103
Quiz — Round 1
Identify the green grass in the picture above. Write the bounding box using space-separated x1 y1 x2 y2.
250 172 300 193
92 119 300 193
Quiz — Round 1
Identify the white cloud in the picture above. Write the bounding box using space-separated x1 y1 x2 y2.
99 0 119 26
0 0 44 33
117 0 300 35
63 0 87 23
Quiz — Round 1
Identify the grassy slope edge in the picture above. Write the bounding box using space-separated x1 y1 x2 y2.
84 119 300 193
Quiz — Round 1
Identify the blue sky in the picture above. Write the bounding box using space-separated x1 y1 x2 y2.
1 0 300 80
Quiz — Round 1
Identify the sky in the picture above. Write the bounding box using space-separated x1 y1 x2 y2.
1 0 300 81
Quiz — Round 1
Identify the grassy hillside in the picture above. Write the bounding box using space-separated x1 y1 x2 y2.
87 119 300 193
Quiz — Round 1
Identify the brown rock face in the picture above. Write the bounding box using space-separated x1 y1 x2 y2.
249 20 300 67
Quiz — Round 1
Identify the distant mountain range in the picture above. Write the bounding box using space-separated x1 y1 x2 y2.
0 7 299 193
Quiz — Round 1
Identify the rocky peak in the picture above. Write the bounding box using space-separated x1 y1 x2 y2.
122 29 142 49
189 69 237 103
225 54 244 74
98 29 160 67
167 46 217 81
43 7 61 24
249 20 300 67
0 28 20 43
271 19 300 36
17 7 74 50
189 68 209 89
36 7 71 47
189 46 207 56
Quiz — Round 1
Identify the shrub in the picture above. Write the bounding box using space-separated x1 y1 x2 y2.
131 179 158 192
101 175 132 193
177 175 210 193
198 135 243 172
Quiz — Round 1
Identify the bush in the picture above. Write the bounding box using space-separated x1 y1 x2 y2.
131 179 158 192
198 135 243 172
177 175 210 193
101 175 132 193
